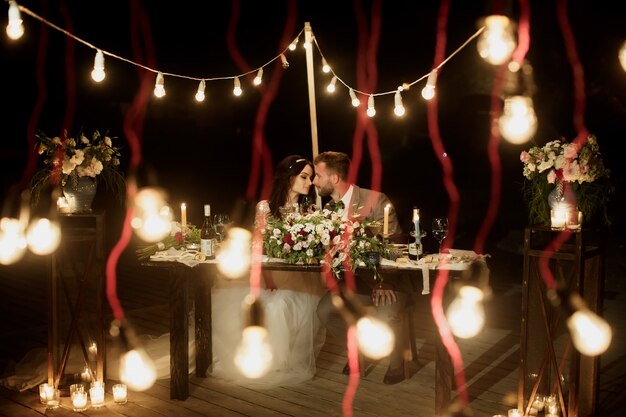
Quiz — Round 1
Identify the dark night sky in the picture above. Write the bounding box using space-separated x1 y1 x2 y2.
1 0 625 251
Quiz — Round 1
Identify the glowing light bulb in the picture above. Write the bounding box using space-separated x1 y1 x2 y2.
366 94 376 117
356 316 394 359
619 41 626 72
195 79 206 102
567 305 612 356
393 90 405 117
6 1 24 40
217 227 252 279
321 58 331 73
288 38 298 51
0 217 27 265
421 69 438 100
131 187 173 242
326 76 337 93
477 15 516 65
498 95 537 144
26 218 61 255
119 347 157 391
153 72 165 97
446 286 485 339
253 68 263 86
234 325 273 378
233 77 242 96
349 89 360 107
91 49 105 82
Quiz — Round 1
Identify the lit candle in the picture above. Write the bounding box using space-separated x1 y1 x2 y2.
39 383 54 404
507 409 522 417
44 387 60 409
90 381 105 408
415 210 421 244
550 206 567 229
181 203 187 231
72 390 89 411
112 383 128 404
383 204 390 235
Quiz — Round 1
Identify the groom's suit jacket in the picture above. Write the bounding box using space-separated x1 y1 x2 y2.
347 185 401 236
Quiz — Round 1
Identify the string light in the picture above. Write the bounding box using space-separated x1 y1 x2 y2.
477 15 516 65
0 217 27 265
446 285 486 338
91 49 105 82
130 187 173 242
111 320 157 391
366 94 376 117
558 292 612 356
6 0 24 40
349 88 360 107
619 40 626 72
421 69 438 100
234 295 273 378
498 95 537 144
233 77 242 96
26 218 61 255
153 72 165 97
288 37 298 51
326 76 337 93
216 227 252 279
393 89 405 117
253 68 263 86
280 53 289 69
195 79 206 102
321 57 331 73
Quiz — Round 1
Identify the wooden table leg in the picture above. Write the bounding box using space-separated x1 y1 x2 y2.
194 269 212 377
170 267 189 400
435 330 453 415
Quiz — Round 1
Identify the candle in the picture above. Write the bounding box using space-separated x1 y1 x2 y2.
72 390 89 411
415 210 421 244
383 204 390 235
507 409 521 417
39 383 53 404
90 381 105 408
112 383 128 404
44 387 60 409
532 394 545 411
550 206 567 229
181 203 187 231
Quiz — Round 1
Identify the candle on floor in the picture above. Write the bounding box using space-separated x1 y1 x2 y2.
38 383 53 404
507 409 521 417
71 389 89 411
90 381 105 408
383 204 390 235
44 388 60 409
112 383 128 404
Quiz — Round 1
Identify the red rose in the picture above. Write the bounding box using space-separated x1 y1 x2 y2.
283 234 294 245
175 232 183 244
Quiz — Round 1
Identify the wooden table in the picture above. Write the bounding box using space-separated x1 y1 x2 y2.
142 259 456 414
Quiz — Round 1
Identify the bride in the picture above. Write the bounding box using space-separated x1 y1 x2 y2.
211 155 326 387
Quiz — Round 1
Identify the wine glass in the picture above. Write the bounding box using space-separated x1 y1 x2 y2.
214 214 230 243
432 217 448 253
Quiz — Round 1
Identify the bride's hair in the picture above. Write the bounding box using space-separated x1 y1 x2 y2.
269 155 316 219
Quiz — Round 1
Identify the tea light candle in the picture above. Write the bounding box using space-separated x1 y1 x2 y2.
72 390 89 411
39 383 54 404
508 409 522 417
547 404 559 415
44 388 60 409
112 383 128 404
90 381 105 408
383 204 390 235
532 394 545 411
70 383 85 395
181 203 187 231
550 206 567 229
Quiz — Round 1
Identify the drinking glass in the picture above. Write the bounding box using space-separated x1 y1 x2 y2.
432 217 448 253
214 214 230 242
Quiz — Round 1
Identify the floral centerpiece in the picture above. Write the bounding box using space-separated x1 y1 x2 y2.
136 222 200 261
262 206 391 279
520 134 613 226
31 129 125 209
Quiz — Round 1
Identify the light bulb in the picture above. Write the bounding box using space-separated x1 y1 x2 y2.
498 95 537 144
288 38 298 51
233 77 242 96
356 316 394 359
477 15 516 65
326 76 337 93
421 69 438 100
366 94 376 117
154 72 165 97
446 286 485 339
6 1 24 40
234 325 273 378
131 187 173 242
393 90 405 117
349 88 360 107
26 218 61 255
619 41 626 72
280 53 289 69
195 79 206 102
322 58 331 73
0 217 27 265
91 49 105 82
119 347 157 391
253 68 263 86
217 227 252 279
567 307 612 356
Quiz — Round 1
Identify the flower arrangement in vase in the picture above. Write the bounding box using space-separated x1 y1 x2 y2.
520 134 613 226
31 130 125 212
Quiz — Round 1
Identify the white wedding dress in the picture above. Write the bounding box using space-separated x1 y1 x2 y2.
210 270 326 388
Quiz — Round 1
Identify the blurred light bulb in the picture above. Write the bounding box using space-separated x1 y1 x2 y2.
195 79 206 102
619 41 626 72
233 77 242 96
91 49 105 82
321 58 331 73
349 88 360 107
366 95 376 117
154 72 165 97
119 348 157 391
0 217 27 265
567 306 612 356
234 325 273 378
393 90 405 117
446 286 485 338
217 227 252 279
288 38 298 51
498 95 537 144
280 53 289 69
131 187 173 242
356 316 394 359
477 15 516 65
421 69 438 100
6 1 24 40
26 218 61 255
253 68 263 86
326 76 337 93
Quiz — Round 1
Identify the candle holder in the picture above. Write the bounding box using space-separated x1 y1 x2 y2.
43 387 60 409
39 383 54 404
112 383 128 404
71 389 89 411
90 381 105 408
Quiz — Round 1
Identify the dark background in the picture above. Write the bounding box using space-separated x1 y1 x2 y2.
1 0 625 254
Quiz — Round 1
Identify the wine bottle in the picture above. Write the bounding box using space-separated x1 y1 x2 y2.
200 204 216 259
408 207 423 260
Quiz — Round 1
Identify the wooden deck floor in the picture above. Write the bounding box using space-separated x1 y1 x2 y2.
0 231 624 417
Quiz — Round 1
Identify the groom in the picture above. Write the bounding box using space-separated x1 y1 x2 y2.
312 151 411 385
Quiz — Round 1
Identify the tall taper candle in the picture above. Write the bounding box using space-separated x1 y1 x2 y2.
383 204 390 235
181 203 187 231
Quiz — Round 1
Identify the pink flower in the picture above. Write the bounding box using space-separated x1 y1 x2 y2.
520 151 530 163
546 170 557 184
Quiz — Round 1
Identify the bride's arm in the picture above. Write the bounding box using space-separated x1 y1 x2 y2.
263 270 278 291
